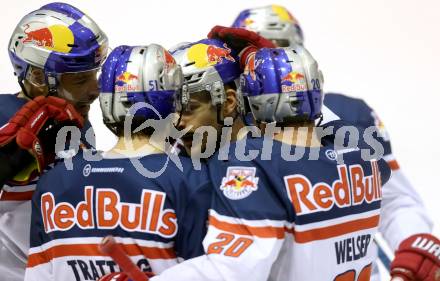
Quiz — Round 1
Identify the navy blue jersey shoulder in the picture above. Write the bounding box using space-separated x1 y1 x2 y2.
31 151 209 247
0 94 27 125
208 136 391 225
324 93 392 156
324 93 374 128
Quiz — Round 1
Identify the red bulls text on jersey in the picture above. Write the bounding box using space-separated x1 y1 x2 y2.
40 187 177 238
285 161 382 216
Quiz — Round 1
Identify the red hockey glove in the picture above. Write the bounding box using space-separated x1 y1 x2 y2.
0 96 83 184
391 233 440 281
207 25 276 69
97 271 154 281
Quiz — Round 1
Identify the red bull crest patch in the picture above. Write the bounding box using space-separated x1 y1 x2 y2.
220 167 259 200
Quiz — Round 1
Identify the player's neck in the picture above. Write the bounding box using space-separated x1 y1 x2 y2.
110 135 164 157
231 117 246 141
272 124 322 147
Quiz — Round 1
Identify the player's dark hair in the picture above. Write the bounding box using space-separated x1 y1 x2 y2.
224 82 237 91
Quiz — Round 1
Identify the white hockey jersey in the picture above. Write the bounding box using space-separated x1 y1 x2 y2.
323 93 433 279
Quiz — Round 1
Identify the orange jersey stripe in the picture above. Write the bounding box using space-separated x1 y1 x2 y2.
294 215 380 243
0 190 34 201
27 243 176 268
387 160 400 171
209 214 379 244
209 215 287 239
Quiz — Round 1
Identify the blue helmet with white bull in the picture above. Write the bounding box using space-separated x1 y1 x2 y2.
239 45 323 123
99 45 183 133
8 2 108 99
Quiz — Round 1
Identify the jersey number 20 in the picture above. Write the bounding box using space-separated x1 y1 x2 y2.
208 233 253 257
334 264 372 281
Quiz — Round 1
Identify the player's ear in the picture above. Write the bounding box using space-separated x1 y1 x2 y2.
223 88 237 117
22 66 48 98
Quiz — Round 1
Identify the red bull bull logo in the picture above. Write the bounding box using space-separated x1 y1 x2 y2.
115 71 140 92
163 50 176 71
220 167 259 200
243 52 262 81
187 43 235 69
116 71 138 83
281 71 307 93
22 23 74 53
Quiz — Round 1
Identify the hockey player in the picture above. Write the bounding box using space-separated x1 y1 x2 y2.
148 45 392 281
25 44 212 281
0 3 108 280
171 34 276 159
232 5 437 280
171 38 244 158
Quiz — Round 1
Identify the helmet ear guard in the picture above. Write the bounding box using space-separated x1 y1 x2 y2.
297 46 324 120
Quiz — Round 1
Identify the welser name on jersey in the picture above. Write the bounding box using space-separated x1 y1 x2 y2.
40 186 177 238
334 234 372 265
284 160 382 215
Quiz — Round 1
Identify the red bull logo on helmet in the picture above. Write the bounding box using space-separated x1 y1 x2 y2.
163 50 176 71
281 71 306 93
243 52 262 81
187 43 235 69
115 71 140 92
22 23 74 53
116 71 138 83
220 167 259 200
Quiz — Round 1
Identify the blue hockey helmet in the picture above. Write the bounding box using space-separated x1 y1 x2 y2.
171 38 240 110
8 2 108 95
239 45 323 123
99 45 183 132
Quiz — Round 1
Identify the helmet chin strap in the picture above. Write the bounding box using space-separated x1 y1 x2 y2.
46 73 59 97
17 78 33 100
56 86 76 102
315 113 324 127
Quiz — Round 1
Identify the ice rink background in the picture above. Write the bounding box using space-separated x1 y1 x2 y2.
1 0 439 277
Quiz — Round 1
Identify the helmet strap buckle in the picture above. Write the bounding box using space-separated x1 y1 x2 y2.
46 73 58 96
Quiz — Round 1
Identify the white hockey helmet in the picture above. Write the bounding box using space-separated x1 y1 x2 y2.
232 5 304 47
